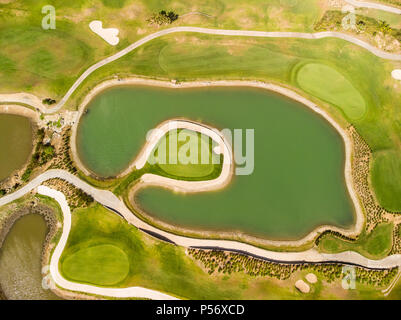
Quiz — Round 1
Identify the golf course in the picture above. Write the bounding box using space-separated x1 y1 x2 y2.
0 0 401 300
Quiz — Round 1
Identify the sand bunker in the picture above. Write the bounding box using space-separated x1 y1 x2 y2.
89 20 119 46
305 273 318 284
392 69 401 80
295 280 310 293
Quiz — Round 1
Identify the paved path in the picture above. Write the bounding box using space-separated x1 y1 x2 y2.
1 169 401 271
1 26 401 114
345 0 401 14
38 185 178 300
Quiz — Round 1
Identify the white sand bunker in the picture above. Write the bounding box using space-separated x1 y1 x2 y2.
295 280 310 293
305 273 318 284
392 69 401 80
89 20 119 46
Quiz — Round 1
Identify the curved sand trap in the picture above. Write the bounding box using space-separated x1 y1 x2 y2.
89 20 119 45
305 273 318 284
392 69 401 80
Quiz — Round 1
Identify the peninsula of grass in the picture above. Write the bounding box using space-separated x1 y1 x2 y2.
148 129 223 180
317 223 394 260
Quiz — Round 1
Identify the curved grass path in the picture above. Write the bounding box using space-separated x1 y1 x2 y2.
0 168 401 299
1 26 401 114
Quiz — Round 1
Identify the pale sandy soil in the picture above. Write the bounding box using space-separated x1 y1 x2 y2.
0 104 38 122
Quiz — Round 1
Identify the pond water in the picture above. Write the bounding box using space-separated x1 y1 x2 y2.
0 114 33 181
77 86 354 240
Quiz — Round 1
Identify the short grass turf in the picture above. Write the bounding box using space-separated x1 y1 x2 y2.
317 223 393 260
150 129 220 179
295 63 366 120
71 33 401 211
59 203 398 299
61 244 129 286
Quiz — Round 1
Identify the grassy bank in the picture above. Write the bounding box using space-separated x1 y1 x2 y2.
58 203 399 299
317 223 394 260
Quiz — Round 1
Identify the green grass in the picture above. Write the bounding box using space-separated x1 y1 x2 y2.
69 32 401 212
318 223 394 259
295 63 367 120
61 244 129 286
58 203 399 299
150 129 221 179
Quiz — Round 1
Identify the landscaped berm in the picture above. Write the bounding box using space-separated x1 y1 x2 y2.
0 0 401 301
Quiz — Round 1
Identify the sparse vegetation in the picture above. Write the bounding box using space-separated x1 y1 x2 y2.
42 98 56 105
22 129 55 182
147 10 179 26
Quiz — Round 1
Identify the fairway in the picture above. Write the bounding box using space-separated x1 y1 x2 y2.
151 129 220 179
0 114 33 181
61 244 129 286
318 223 393 259
296 63 367 120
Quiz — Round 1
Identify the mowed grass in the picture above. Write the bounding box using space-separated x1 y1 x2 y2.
150 129 221 179
317 223 393 259
61 244 129 286
59 203 398 299
371 150 401 211
295 63 366 120
0 0 322 98
71 33 401 211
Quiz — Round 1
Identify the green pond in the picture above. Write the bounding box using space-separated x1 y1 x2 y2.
0 114 33 181
0 214 60 300
77 86 354 240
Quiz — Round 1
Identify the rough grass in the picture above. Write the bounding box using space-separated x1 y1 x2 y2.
0 0 322 98
295 63 367 120
61 244 129 286
59 203 398 299
317 223 393 259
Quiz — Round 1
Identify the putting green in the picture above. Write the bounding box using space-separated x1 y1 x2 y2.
61 244 129 286
296 63 366 120
150 129 220 179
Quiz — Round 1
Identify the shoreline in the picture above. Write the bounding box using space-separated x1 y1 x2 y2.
70 77 364 248
0 169 398 301
0 197 62 300
0 105 38 186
